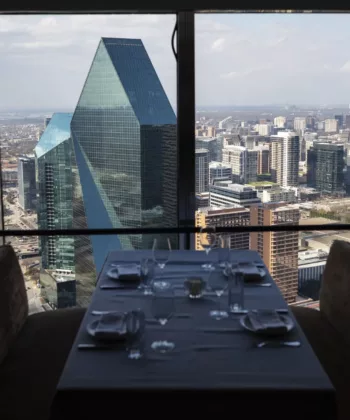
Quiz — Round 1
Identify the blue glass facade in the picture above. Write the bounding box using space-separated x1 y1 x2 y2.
35 113 75 271
71 38 177 292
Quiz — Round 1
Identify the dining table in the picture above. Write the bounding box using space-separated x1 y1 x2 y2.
51 249 336 420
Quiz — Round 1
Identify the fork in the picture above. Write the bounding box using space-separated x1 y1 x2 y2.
256 340 301 348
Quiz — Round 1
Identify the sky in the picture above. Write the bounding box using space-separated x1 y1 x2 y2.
1 13 350 110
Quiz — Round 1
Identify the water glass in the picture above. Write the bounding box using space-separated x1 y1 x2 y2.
140 258 154 295
152 238 172 271
218 234 231 268
208 270 228 320
199 226 217 271
228 270 245 313
151 281 175 352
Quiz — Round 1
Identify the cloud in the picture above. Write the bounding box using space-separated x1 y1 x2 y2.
211 38 225 52
340 60 350 73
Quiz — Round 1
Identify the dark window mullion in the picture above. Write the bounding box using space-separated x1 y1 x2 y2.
177 11 195 249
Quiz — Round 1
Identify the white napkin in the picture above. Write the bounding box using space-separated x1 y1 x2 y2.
116 264 141 282
247 309 288 335
94 312 127 341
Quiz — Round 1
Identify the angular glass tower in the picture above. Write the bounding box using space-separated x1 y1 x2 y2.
71 38 177 281
35 113 75 271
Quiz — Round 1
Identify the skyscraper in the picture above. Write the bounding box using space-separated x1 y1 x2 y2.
195 149 209 193
312 143 345 194
270 132 299 187
250 203 300 303
35 113 75 271
222 146 258 184
18 155 36 211
209 161 232 185
71 38 177 276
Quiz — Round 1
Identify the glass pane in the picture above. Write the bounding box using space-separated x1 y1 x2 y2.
0 14 177 305
195 12 350 305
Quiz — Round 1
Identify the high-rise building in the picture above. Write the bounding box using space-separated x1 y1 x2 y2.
311 143 345 194
209 183 261 208
274 116 286 128
324 119 338 133
256 146 270 175
195 207 250 251
334 114 344 129
71 37 177 280
196 149 209 193
256 124 271 136
306 115 316 130
196 137 221 162
270 132 299 187
18 155 36 211
345 115 350 130
35 113 75 272
306 147 317 188
222 146 258 184
293 117 306 132
256 187 297 204
250 203 300 303
209 161 232 185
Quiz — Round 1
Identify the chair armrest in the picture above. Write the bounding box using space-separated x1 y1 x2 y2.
0 245 28 364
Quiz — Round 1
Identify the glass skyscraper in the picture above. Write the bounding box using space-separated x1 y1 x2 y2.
35 113 75 271
18 155 36 211
71 37 177 286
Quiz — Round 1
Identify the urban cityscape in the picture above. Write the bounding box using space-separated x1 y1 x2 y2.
1 13 350 313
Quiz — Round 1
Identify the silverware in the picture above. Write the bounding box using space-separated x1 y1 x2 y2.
100 284 139 290
230 308 289 315
78 343 122 350
245 282 271 287
91 310 192 319
199 327 243 333
256 340 301 348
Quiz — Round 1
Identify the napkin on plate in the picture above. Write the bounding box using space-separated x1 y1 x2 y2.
239 263 263 282
247 309 288 335
115 264 141 282
94 312 127 341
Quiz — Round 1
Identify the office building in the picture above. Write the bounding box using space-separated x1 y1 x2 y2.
345 115 350 129
209 183 261 208
250 203 300 303
256 124 271 136
274 116 286 128
257 187 297 204
324 119 338 133
196 136 222 162
306 116 316 130
35 113 75 272
334 115 344 129
196 149 209 193
195 206 250 251
209 161 232 185
270 132 299 187
256 146 270 175
18 155 36 211
223 146 258 184
309 143 345 194
298 250 327 301
196 192 210 209
71 37 177 277
294 117 306 132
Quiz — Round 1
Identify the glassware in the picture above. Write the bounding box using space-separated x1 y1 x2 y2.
228 268 245 313
152 238 172 271
208 270 228 320
199 226 217 271
184 277 206 299
140 258 154 295
150 281 175 352
218 234 231 268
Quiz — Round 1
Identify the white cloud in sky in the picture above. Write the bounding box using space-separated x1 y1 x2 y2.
1 13 350 109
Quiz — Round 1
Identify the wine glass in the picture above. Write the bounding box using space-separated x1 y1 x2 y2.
139 258 154 295
199 226 217 271
218 233 231 268
208 270 228 320
151 281 175 353
152 238 172 273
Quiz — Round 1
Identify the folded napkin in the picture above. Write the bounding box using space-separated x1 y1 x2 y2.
239 263 263 282
110 264 141 282
94 312 127 341
247 309 288 335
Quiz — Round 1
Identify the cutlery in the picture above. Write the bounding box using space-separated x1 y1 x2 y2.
78 343 123 350
91 310 192 319
256 340 301 348
245 283 271 287
199 327 243 333
230 308 289 315
100 284 139 290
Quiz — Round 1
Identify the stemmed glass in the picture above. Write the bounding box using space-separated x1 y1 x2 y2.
139 258 154 295
218 233 231 268
208 269 228 320
152 238 172 274
151 280 175 353
199 226 217 271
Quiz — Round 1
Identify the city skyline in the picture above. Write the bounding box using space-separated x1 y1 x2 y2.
2 14 350 109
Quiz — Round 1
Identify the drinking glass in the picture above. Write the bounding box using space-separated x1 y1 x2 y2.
152 238 172 272
139 258 154 295
228 268 245 313
199 226 217 271
218 234 231 268
151 281 175 352
208 270 228 320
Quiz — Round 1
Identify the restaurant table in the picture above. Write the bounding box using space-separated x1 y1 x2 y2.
51 250 336 420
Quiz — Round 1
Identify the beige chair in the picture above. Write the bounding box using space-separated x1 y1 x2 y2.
292 240 350 420
0 245 85 420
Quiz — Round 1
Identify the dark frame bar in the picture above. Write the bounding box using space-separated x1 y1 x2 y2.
177 11 196 249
